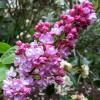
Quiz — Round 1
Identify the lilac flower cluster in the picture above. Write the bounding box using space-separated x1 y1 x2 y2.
3 0 96 100
3 67 32 100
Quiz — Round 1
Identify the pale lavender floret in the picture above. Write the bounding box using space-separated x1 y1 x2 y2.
14 55 26 66
88 13 97 24
19 61 32 73
39 33 54 44
34 46 44 58
21 76 33 86
3 79 13 90
46 46 58 55
30 40 38 48
25 45 44 60
14 55 21 66
50 26 64 35
6 67 16 79
25 48 34 58
83 7 91 14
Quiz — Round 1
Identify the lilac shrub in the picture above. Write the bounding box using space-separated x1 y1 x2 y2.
3 0 96 100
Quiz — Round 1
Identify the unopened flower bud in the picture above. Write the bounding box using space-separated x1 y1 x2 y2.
4 9 8 13
26 34 31 39
20 32 24 37
16 35 19 39
26 19 30 24
81 64 89 78
60 60 72 72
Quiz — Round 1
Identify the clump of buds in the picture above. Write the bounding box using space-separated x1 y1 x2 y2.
60 60 72 72
81 64 89 78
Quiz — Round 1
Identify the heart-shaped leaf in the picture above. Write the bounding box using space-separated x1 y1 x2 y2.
1 46 17 64
0 42 11 54
0 63 8 88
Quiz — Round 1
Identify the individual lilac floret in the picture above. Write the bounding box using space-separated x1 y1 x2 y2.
50 26 64 35
18 61 32 73
45 45 58 56
39 33 54 44
25 45 44 60
6 67 16 79
14 55 26 66
88 13 97 24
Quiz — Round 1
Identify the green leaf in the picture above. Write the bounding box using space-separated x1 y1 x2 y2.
68 73 78 89
0 63 8 88
0 42 11 54
1 46 17 64
29 28 35 35
81 57 90 65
